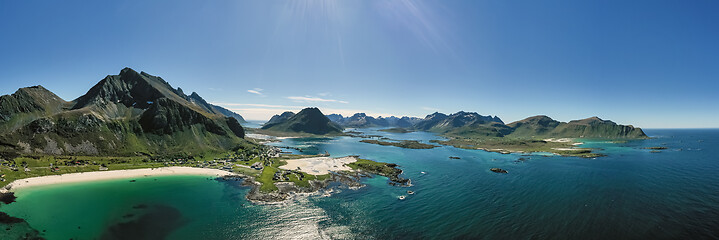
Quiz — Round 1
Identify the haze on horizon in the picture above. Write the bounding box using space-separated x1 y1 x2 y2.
1 0 717 128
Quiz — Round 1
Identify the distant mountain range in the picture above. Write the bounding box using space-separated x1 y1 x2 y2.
261 108 343 135
0 68 250 157
321 111 646 139
326 113 422 128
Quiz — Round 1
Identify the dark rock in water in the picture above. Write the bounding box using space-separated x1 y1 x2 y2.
0 192 17 204
101 205 184 240
490 168 508 174
449 156 460 159
0 212 24 224
643 147 668 150
132 204 148 209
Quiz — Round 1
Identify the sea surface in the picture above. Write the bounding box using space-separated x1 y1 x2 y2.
1 129 718 239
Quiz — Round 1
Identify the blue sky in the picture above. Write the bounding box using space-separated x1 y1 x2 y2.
1 0 717 127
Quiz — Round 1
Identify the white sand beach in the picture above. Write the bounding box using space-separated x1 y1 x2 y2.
279 156 357 175
544 138 574 143
3 167 235 192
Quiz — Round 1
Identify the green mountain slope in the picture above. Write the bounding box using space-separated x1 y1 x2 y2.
0 86 70 132
414 111 505 134
412 111 646 140
264 111 296 127
507 116 647 139
0 68 249 157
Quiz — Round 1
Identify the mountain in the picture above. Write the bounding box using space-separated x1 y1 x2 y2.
335 113 389 128
507 116 647 139
208 104 246 123
414 111 504 132
326 114 344 123
327 113 422 128
262 108 343 135
0 68 249 157
264 111 296 127
0 86 69 132
414 112 646 139
186 92 246 123
505 115 561 137
396 116 423 128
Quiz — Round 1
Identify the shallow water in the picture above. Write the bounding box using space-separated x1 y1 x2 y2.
2 129 718 239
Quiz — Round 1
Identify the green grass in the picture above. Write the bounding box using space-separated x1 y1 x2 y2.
0 155 168 186
258 165 279 192
347 158 401 177
256 155 330 193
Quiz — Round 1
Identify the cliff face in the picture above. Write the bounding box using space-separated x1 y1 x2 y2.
0 68 249 156
262 108 343 135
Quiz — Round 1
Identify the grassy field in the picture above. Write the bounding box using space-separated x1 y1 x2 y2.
256 155 330 193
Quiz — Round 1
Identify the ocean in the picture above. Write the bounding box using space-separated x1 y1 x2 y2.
1 129 718 239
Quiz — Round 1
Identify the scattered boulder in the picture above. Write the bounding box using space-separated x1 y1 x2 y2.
0 192 17 204
490 168 508 174
643 147 668 150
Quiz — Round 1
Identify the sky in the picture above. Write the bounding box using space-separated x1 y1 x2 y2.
1 0 717 128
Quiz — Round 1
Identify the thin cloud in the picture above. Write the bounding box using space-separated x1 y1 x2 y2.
287 96 348 104
247 88 264 95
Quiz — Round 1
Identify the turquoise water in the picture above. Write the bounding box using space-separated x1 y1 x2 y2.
2 129 718 239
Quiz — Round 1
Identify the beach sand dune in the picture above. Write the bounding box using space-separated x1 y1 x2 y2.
279 156 357 175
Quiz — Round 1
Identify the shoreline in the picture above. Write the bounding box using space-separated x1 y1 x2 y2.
1 167 236 193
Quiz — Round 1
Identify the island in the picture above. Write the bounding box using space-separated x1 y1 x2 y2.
251 107 344 137
378 128 414 133
359 139 438 149
414 112 647 158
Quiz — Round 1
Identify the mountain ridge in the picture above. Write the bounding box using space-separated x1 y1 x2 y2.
261 108 343 135
0 68 250 157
